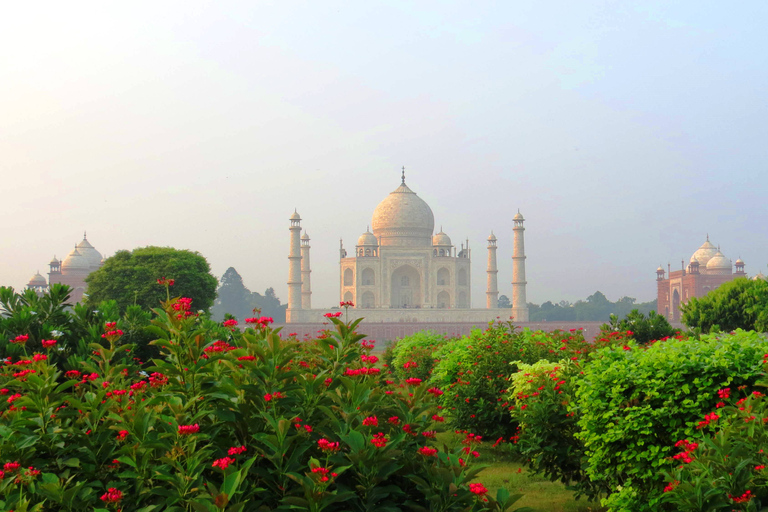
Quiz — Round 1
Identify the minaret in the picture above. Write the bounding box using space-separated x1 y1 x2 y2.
486 232 498 308
287 210 303 321
511 210 529 322
301 231 312 309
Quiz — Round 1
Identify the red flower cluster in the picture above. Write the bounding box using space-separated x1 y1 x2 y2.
361 354 379 364
178 424 200 435
204 340 236 354
157 277 175 286
344 367 380 376
388 416 400 425
311 466 338 482
469 483 488 495
663 480 680 493
405 377 422 386
116 430 129 441
101 329 124 340
672 439 698 464
418 446 438 457
362 416 378 427
100 487 124 503
228 445 247 455
371 432 388 448
361 340 376 349
245 316 274 326
10 334 29 345
427 387 444 396
696 411 720 429
173 297 194 318
264 392 284 402
41 339 57 348
729 490 753 503
324 312 343 318
340 301 355 307
212 457 235 470
318 438 340 452
223 319 238 328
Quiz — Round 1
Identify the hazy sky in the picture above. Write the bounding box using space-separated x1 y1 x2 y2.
2 1 767 308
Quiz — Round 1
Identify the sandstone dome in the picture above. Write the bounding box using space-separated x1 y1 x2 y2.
61 248 90 272
706 251 731 273
28 272 47 287
691 239 718 267
372 181 435 247
76 236 103 269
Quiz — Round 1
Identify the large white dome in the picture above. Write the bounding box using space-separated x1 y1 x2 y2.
691 239 718 268
61 248 90 272
371 181 435 247
76 235 103 269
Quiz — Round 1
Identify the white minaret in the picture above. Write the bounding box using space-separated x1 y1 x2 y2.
511 210 529 322
287 210 303 321
301 231 312 309
486 232 498 308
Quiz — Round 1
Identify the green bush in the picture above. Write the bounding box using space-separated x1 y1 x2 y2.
429 323 591 439
0 286 526 511
390 330 448 381
662 368 768 511
600 309 678 345
576 330 768 511
682 277 768 333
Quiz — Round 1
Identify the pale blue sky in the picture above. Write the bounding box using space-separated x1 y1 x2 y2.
2 1 766 307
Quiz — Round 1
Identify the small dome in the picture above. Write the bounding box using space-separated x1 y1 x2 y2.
357 230 378 246
657 265 664 272
488 232 497 242
301 232 310 241
290 210 301 220
28 272 47 287
513 211 524 221
706 251 731 272
736 258 744 265
61 248 90 271
753 272 767 281
691 239 718 268
371 181 435 247
433 231 452 246
50 256 59 265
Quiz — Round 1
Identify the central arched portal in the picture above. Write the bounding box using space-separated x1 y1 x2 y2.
391 265 422 308
672 289 681 322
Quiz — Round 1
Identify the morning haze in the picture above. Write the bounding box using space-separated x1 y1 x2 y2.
2 1 766 309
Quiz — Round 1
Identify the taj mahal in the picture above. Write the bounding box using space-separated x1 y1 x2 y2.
285 170 529 324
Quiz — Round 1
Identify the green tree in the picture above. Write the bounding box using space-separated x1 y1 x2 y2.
600 309 678 344
250 287 287 323
682 277 768 333
497 294 511 308
210 267 253 321
85 246 218 313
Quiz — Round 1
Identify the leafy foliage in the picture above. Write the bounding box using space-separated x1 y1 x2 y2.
85 246 218 313
210 267 287 323
0 286 527 512
682 277 768 333
575 330 768 510
528 292 657 322
390 330 448 381
600 309 678 345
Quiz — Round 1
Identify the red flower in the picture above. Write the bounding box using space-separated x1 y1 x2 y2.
264 393 273 402
228 445 247 456
469 483 488 495
212 457 236 470
116 430 129 441
178 424 200 435
418 446 438 457
370 432 388 448
100 487 123 503
324 312 343 318
41 339 57 348
388 416 400 425
362 416 378 427
405 377 422 385
223 319 238 328
318 438 340 452
10 334 29 345
340 301 355 307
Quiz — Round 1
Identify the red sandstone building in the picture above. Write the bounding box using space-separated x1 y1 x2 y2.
656 237 746 321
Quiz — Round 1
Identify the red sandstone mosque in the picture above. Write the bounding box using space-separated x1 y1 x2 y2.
655 237 757 322
26 233 103 303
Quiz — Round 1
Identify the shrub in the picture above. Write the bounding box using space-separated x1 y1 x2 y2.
390 330 448 381
576 330 768 511
0 289 525 511
600 309 678 345
682 277 768 334
429 322 591 439
662 365 768 511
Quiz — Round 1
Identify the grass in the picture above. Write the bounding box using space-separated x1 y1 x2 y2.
436 432 606 512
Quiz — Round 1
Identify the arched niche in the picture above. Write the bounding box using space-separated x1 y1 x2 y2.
391 265 421 308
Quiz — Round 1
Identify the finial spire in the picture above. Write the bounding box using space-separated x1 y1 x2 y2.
401 166 405 184
83 231 87 239
706 233 709 241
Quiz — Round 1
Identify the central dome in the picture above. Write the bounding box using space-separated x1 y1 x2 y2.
372 181 435 247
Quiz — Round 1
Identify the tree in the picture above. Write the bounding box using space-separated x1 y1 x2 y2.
251 287 287 323
682 277 768 333
497 294 511 308
85 246 218 313
210 267 253 321
600 309 678 344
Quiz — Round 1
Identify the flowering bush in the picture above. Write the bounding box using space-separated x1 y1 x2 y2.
0 287 526 511
576 330 768 511
429 323 592 439
389 330 448 381
662 370 768 511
